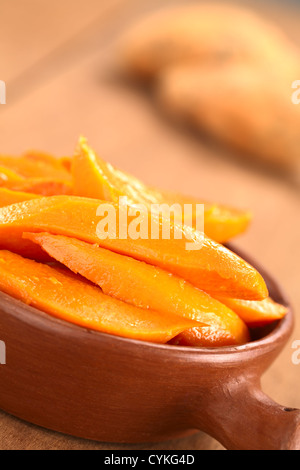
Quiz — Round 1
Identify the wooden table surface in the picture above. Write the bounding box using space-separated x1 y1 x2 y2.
0 0 299 450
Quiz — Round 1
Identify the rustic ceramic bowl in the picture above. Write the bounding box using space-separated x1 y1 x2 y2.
0 246 299 450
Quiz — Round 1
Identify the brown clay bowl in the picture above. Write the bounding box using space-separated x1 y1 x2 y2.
0 245 299 450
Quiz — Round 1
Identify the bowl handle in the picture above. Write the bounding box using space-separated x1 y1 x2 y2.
193 380 300 450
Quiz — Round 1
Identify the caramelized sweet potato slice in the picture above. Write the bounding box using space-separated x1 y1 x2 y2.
24 232 250 346
157 190 252 244
0 188 40 208
0 153 71 196
216 297 287 327
171 326 246 348
0 153 70 180
0 196 268 300
0 166 24 185
5 178 72 196
24 150 68 171
72 137 159 205
0 250 197 343
0 163 72 196
174 297 287 346
59 156 72 172
72 138 252 243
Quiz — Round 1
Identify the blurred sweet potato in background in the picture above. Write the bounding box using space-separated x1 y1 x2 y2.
119 3 300 171
157 63 300 168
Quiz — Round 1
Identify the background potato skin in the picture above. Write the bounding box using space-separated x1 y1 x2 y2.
120 3 300 80
119 3 300 170
156 63 300 169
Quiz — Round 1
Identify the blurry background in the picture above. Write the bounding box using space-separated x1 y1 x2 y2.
0 0 299 450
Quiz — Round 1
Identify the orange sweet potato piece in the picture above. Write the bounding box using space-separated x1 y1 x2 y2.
0 188 40 208
174 296 287 345
0 164 71 196
0 195 268 300
156 189 252 244
215 297 287 327
72 137 157 204
0 153 70 180
0 166 24 185
72 138 251 243
5 178 72 196
0 250 197 343
59 156 72 172
24 232 250 346
24 150 70 171
171 326 245 348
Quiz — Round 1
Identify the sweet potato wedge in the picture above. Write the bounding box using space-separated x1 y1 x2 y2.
59 156 72 172
72 137 155 204
4 178 72 196
0 166 24 185
0 153 70 180
72 138 252 243
156 189 252 244
24 151 70 174
24 232 250 346
216 296 287 327
171 326 245 348
0 250 197 343
0 188 40 208
0 195 268 300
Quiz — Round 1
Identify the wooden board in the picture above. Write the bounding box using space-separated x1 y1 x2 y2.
0 0 299 450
